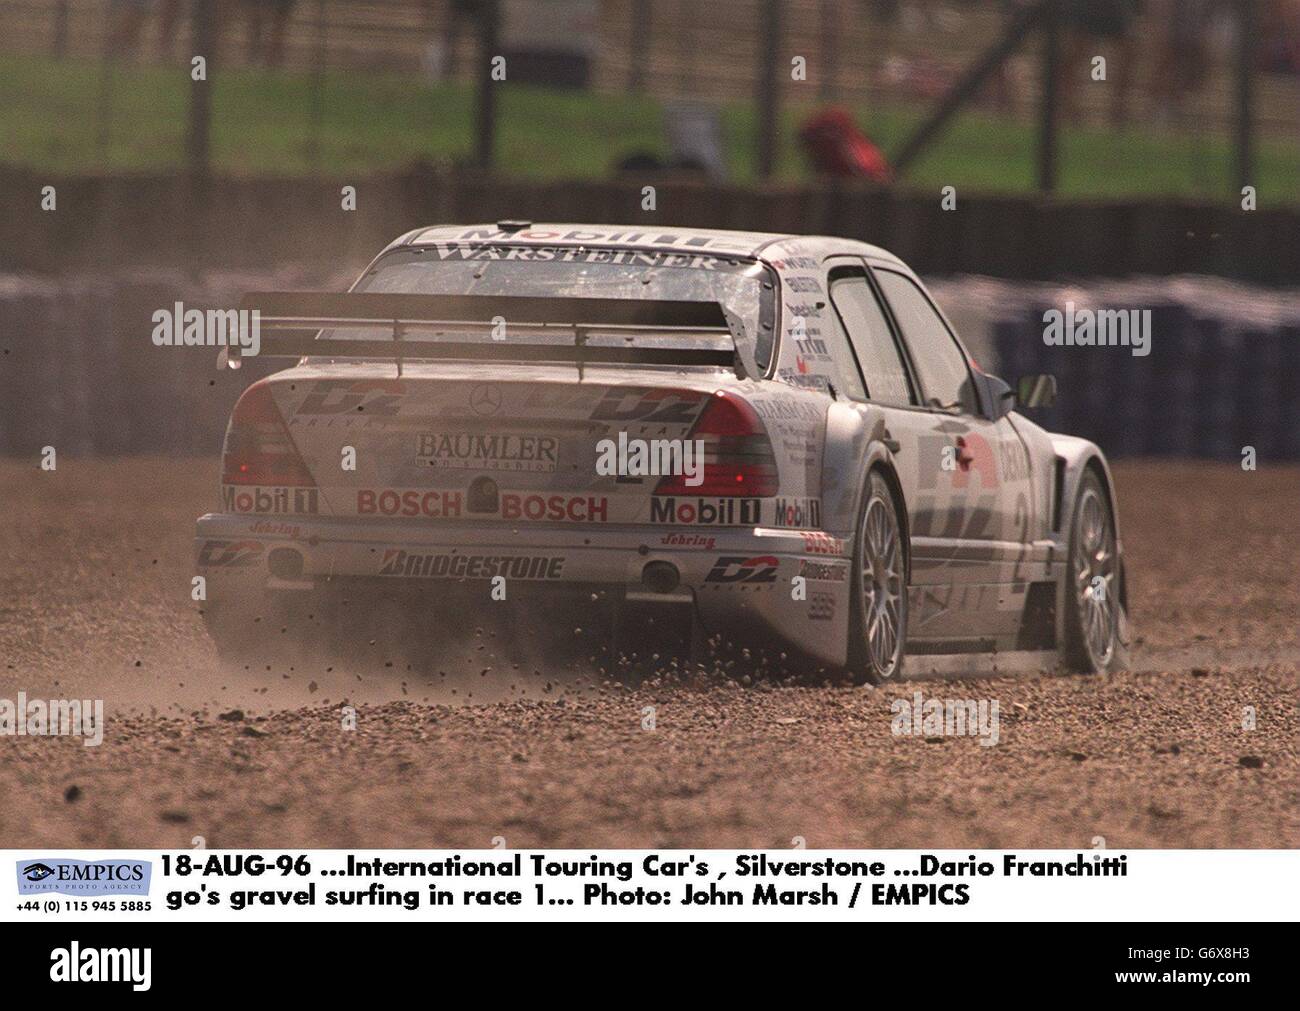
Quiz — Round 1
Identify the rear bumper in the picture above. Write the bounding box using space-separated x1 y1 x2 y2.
194 513 853 665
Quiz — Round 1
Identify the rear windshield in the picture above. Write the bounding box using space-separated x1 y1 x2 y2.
334 244 777 371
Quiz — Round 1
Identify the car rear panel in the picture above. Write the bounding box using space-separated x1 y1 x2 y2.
221 361 827 531
198 360 852 665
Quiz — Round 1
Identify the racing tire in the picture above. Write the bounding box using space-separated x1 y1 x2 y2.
1062 470 1125 673
847 470 908 685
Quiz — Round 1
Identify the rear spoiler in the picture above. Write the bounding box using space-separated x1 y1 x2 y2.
224 291 744 377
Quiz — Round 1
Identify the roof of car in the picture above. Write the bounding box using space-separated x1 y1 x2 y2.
398 223 905 266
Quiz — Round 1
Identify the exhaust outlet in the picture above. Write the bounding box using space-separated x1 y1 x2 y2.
641 560 681 594
267 548 304 580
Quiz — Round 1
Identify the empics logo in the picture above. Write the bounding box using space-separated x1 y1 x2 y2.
17 859 151 896
50 942 151 992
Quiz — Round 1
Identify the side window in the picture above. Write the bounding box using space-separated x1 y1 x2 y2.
876 270 979 415
789 294 866 399
828 273 915 407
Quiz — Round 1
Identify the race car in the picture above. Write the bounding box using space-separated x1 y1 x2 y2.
195 222 1130 682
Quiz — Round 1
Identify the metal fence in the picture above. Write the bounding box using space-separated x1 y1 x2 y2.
2 0 1297 188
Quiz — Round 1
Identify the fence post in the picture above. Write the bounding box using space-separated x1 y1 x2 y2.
819 0 837 102
97 4 115 160
308 0 329 167
475 0 500 170
757 0 781 180
187 0 216 179
52 0 70 58
1235 0 1255 194
891 1 1046 178
628 0 651 93
1037 0 1058 194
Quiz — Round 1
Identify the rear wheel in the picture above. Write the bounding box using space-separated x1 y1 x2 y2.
848 471 907 685
1063 471 1122 673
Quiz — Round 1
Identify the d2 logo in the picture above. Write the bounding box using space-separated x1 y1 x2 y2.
295 380 404 416
197 540 263 568
705 555 779 584
589 388 702 424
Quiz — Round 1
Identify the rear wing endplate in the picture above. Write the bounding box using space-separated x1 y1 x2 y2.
222 291 744 377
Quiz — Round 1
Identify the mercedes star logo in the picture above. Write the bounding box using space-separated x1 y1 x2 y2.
470 384 501 416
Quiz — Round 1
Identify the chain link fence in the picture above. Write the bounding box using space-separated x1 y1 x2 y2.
2 0 1297 190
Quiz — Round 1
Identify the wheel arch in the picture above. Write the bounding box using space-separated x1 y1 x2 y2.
1051 436 1130 631
842 458 911 683
819 402 914 672
1080 455 1128 615
868 459 911 583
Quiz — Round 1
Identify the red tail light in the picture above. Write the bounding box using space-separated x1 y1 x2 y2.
655 391 779 497
222 381 316 487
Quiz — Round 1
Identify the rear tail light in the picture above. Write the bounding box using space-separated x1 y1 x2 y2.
655 391 779 497
222 381 316 487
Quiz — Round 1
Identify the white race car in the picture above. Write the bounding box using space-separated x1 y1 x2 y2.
196 223 1129 682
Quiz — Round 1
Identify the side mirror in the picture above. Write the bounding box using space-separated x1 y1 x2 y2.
1016 374 1057 409
981 373 1015 419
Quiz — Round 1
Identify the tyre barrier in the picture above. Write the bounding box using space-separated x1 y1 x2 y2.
991 302 1300 462
1 272 1297 461
0 269 345 457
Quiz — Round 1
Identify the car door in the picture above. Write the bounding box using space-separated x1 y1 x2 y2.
871 265 1035 647
818 260 951 633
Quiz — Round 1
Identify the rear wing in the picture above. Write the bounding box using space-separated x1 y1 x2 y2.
224 291 744 377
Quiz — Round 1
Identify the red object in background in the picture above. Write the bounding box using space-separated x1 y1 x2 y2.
798 108 893 183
